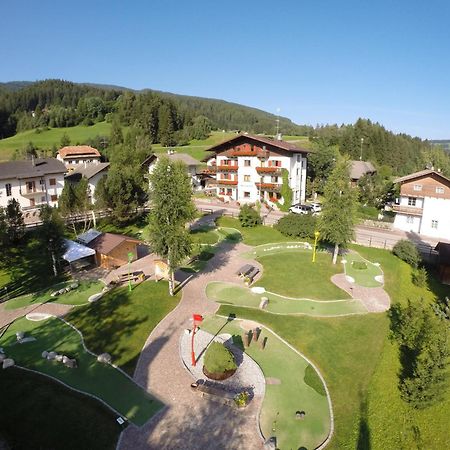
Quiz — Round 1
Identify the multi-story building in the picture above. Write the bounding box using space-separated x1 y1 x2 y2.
393 169 450 240
57 145 101 169
203 134 309 206
0 158 67 210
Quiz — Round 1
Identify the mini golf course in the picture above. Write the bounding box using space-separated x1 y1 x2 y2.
0 316 161 426
342 251 384 287
200 315 331 450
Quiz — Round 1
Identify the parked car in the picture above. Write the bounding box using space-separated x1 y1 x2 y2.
309 202 322 213
289 204 313 215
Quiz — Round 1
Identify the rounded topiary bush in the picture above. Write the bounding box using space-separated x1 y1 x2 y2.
392 239 421 268
203 342 237 380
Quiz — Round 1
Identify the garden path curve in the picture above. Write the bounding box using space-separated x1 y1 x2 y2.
118 240 266 450
331 274 390 312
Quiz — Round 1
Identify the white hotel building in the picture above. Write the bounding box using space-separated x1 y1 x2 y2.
203 134 309 206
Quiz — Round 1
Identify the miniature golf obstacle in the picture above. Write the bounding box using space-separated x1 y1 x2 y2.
16 331 25 341
259 297 269 309
259 336 267 350
97 353 112 364
253 328 260 342
2 358 14 369
242 332 250 348
41 350 49 359
47 351 57 360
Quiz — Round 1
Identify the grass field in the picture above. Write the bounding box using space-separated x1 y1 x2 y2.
206 282 366 316
65 280 181 375
201 315 330 450
0 316 161 426
0 122 113 160
0 368 122 450
343 251 383 287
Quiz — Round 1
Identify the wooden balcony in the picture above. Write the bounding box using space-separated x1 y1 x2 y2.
255 182 281 192
217 179 238 186
256 167 282 175
227 148 270 159
217 165 238 171
392 205 423 216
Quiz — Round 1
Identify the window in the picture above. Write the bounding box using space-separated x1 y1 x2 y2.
223 159 230 166
244 159 251 167
26 181 34 191
271 176 279 183
406 216 414 224
221 173 231 180
413 184 422 191
219 188 225 195
297 155 301 162
5 183 12 196
244 191 250 198
431 220 438 229
41 196 46 203
49 178 56 186
408 197 416 206
226 188 232 196
244 175 251 182
436 186 444 194
271 160 281 167
50 195 57 202
296 168 299 176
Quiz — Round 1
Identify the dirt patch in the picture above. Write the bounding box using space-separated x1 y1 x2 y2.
265 377 281 385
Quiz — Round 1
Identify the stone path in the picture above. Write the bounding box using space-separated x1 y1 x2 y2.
331 274 390 312
118 240 265 450
0 302 72 329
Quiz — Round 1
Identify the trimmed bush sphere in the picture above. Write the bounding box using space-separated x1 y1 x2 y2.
203 342 237 379
392 239 421 268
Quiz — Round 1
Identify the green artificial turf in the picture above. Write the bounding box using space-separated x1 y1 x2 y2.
0 368 122 450
0 317 161 426
343 251 383 288
206 282 366 316
4 280 104 310
0 122 114 160
255 250 349 300
201 315 330 450
65 280 180 375
190 227 220 245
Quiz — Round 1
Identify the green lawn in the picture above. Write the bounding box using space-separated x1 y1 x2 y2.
96 214 150 241
201 315 330 450
255 250 349 300
0 122 113 160
343 251 383 288
190 227 220 245
216 217 296 246
0 368 121 450
4 280 104 310
65 280 180 375
0 317 161 426
206 282 366 316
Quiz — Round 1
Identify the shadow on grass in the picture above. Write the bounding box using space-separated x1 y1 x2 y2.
356 394 371 450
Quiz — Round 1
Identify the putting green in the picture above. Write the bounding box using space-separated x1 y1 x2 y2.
0 317 161 426
201 315 331 450
343 252 384 287
206 282 367 316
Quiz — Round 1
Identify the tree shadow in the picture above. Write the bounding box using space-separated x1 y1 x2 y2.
356 393 371 450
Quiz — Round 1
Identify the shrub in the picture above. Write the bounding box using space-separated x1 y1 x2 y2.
234 391 250 407
203 342 237 374
412 267 427 287
392 240 421 268
275 213 317 239
238 204 262 227
352 261 367 270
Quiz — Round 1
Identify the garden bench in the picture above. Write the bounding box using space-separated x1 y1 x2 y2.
246 267 260 282
116 270 145 284
191 380 235 406
236 264 253 277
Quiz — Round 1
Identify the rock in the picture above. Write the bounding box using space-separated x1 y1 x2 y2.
259 297 269 309
0 354 5 363
55 354 63 362
97 353 112 364
0 347 4 353
19 337 36 344
50 291 59 297
70 282 79 289
58 289 66 295
64 358 77 369
16 331 25 341
62 355 69 364
42 351 49 358
88 293 103 303
2 358 14 369
47 351 57 360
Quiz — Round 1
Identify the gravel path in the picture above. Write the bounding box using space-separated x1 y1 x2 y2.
118 240 265 450
331 274 390 312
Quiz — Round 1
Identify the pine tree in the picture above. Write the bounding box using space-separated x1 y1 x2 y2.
5 199 25 244
319 157 357 263
147 157 196 295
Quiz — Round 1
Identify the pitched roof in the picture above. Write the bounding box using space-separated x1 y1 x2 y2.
141 153 200 168
58 145 101 158
350 160 376 180
65 162 110 181
394 169 450 184
203 133 311 161
87 232 140 255
0 158 67 181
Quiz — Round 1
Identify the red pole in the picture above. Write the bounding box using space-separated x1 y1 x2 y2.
191 324 197 366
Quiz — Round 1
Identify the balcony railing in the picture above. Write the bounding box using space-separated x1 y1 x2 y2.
227 148 270 159
217 179 238 186
255 182 281 192
217 165 238 171
256 167 282 175
392 205 423 216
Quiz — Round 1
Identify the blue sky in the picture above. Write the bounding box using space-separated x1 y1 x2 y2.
1 0 449 138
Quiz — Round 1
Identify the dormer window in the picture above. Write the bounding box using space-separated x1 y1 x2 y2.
413 184 422 191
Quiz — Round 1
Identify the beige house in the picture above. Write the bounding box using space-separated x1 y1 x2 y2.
57 145 102 169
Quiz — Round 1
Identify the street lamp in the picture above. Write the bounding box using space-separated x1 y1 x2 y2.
127 252 134 292
360 138 364 161
312 231 320 263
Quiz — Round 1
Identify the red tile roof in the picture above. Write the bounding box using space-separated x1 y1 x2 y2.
59 146 101 158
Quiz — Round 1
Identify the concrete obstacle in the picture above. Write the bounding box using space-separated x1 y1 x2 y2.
47 351 57 360
97 353 112 364
16 331 25 341
259 297 269 309
41 350 49 359
2 358 14 369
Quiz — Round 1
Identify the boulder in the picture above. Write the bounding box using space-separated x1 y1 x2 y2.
42 350 49 359
47 351 57 360
259 297 269 309
97 353 112 364
16 331 25 341
62 355 69 364
55 354 63 362
0 354 5 363
2 358 14 369
50 291 59 297
70 282 79 289
64 358 77 369
0 347 4 353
